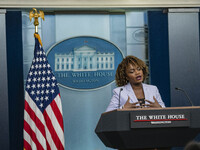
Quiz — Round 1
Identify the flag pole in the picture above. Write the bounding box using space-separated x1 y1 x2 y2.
29 8 45 34
24 9 65 149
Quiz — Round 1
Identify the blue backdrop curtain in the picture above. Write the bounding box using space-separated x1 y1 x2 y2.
147 11 170 107
6 11 24 150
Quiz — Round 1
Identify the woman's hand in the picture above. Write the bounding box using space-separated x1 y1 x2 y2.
144 96 162 108
123 97 140 109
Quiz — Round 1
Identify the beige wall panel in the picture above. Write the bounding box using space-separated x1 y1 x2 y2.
0 0 200 8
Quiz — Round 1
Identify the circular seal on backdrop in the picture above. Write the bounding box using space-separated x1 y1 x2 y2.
47 36 124 91
132 28 146 43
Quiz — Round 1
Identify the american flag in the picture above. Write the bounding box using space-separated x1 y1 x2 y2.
23 33 65 150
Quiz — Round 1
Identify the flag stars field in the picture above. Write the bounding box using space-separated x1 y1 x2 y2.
26 66 58 108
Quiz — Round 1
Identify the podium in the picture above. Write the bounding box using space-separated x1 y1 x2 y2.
95 106 200 149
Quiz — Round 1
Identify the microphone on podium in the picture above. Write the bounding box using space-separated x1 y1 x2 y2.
175 87 194 106
119 88 123 108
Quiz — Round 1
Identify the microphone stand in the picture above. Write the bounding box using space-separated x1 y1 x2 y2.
175 87 194 106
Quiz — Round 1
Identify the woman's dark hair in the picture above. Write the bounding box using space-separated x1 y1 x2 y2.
115 55 148 87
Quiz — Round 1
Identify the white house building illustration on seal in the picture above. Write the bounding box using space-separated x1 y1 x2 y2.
55 45 115 71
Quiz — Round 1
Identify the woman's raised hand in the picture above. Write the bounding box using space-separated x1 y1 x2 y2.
123 96 140 109
144 96 162 108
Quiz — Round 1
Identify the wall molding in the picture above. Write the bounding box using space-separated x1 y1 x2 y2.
0 0 200 8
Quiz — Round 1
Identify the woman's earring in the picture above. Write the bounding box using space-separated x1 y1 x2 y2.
126 77 129 83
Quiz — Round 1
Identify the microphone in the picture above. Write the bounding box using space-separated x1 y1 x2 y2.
175 87 194 106
119 88 123 108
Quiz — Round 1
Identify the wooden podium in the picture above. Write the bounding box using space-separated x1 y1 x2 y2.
95 106 200 150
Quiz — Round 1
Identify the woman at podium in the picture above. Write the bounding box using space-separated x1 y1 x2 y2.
106 55 165 112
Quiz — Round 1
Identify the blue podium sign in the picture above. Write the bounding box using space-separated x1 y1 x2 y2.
47 36 124 90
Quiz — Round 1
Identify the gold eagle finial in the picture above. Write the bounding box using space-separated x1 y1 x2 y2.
29 8 45 33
